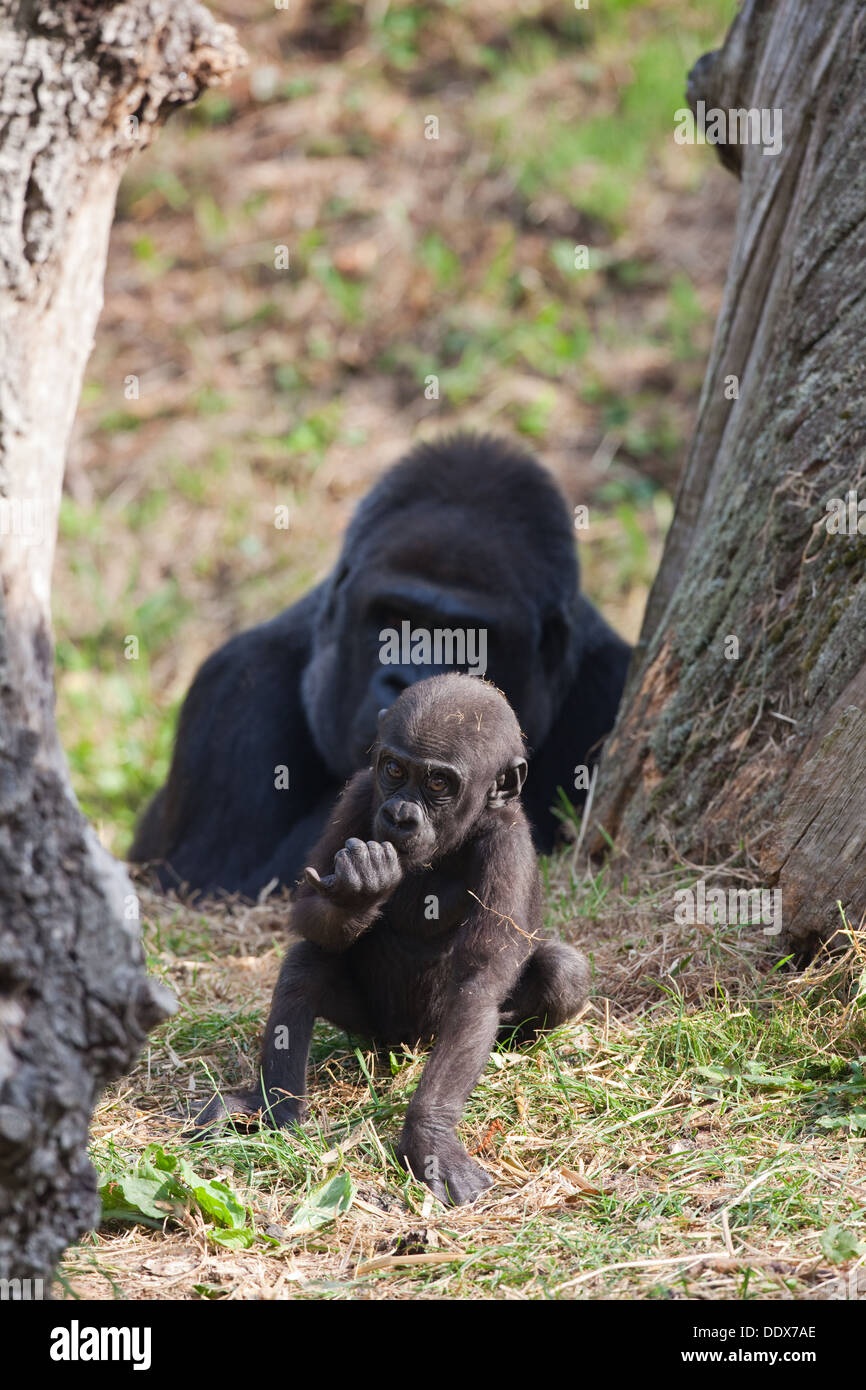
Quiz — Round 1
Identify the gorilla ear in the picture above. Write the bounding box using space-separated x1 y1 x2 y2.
378 707 389 725
487 756 528 807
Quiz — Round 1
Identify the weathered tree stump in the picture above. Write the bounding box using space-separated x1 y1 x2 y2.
0 0 243 1287
590 0 866 951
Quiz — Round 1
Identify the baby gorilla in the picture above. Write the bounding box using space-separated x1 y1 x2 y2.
192 674 589 1205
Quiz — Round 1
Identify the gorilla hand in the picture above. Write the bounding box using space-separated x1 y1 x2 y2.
304 837 402 908
397 1119 494 1207
185 1085 305 1137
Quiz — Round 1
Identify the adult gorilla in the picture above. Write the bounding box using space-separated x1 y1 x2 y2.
130 434 630 897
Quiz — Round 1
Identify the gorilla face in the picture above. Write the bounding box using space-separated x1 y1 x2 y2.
369 674 529 868
301 496 575 783
301 571 522 780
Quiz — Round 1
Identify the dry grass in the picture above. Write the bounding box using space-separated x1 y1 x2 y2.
56 873 866 1301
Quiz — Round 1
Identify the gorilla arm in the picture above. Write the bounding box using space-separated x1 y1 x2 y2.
524 594 631 850
129 589 338 899
187 771 402 1132
291 771 403 952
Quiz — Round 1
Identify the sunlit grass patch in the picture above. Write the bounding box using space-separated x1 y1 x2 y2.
57 881 866 1300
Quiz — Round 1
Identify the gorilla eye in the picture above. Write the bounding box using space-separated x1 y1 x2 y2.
426 772 449 794
383 758 404 781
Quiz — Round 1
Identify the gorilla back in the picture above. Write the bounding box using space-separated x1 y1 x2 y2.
130 433 630 897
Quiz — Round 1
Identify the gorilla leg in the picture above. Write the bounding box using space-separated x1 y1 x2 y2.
190 940 371 1131
499 941 590 1044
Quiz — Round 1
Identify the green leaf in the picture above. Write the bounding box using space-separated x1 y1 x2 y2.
741 1068 812 1092
816 1111 866 1133
820 1224 865 1264
138 1143 188 1190
188 1179 248 1231
98 1145 256 1246
288 1172 354 1235
98 1176 183 1222
209 1228 256 1250
694 1066 732 1084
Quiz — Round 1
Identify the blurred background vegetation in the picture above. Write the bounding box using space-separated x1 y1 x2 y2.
56 0 739 856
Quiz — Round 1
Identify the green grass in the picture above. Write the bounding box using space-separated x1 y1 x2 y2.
477 0 738 230
58 885 866 1300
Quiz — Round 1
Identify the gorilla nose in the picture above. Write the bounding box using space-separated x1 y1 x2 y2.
381 800 422 833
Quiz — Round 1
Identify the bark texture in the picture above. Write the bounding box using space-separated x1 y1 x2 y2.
590 0 866 950
0 0 243 1284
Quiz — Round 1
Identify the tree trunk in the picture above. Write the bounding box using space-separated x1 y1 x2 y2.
0 0 243 1287
590 0 866 951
